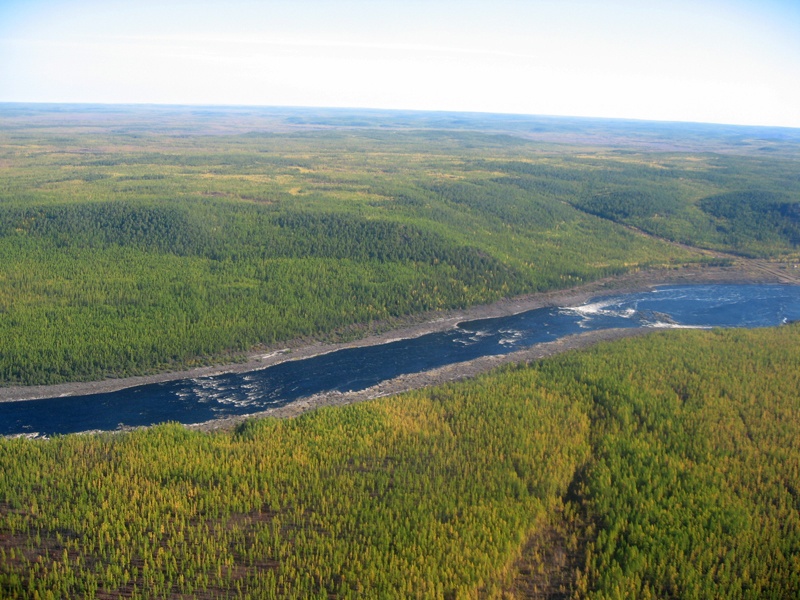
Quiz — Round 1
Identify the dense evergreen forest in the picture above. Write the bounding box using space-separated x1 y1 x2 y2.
2 104 799 386
1 325 798 598
2 106 800 597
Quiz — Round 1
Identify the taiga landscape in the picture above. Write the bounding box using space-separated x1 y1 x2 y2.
1 104 799 598
2 0 800 597
2 104 799 387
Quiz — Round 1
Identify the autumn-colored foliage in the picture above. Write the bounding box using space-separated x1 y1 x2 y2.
3 325 799 598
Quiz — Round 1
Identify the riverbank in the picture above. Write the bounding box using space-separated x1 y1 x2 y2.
189 327 652 432
0 262 792 409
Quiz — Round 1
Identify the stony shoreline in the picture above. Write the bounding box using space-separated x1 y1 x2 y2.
0 264 790 419
189 327 652 433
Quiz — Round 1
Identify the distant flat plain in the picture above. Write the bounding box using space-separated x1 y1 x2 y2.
1 103 798 391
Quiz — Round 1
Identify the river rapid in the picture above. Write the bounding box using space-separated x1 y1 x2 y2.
2 284 799 437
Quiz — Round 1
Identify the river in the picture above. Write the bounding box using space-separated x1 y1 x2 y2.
2 284 799 437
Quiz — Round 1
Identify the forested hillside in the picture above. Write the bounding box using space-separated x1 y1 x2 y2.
1 105 799 385
2 324 799 598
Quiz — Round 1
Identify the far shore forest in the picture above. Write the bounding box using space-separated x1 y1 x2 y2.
2 105 799 386
1 105 800 599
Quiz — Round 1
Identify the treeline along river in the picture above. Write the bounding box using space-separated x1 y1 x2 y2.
2 284 799 437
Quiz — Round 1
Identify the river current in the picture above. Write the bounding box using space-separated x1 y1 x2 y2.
2 284 799 437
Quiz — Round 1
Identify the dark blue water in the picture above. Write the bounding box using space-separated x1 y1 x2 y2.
2 284 799 437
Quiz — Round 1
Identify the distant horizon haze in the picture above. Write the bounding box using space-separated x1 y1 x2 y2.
2 100 800 132
1 0 799 128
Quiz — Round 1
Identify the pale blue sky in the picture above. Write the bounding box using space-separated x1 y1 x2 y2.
1 0 798 127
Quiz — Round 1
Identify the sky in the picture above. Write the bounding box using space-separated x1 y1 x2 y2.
1 0 799 128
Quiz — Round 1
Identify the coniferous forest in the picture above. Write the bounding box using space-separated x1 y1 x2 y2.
2 105 799 386
2 105 800 598
2 325 799 598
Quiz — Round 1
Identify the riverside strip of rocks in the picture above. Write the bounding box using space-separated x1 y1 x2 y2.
189 327 649 433
0 263 788 411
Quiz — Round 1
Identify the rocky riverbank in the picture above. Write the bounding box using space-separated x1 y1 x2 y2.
0 262 789 412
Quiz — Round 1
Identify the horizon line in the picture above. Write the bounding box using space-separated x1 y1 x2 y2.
1 100 799 132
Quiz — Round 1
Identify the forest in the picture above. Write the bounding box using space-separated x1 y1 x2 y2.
1 105 799 386
2 105 800 598
1 324 798 598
